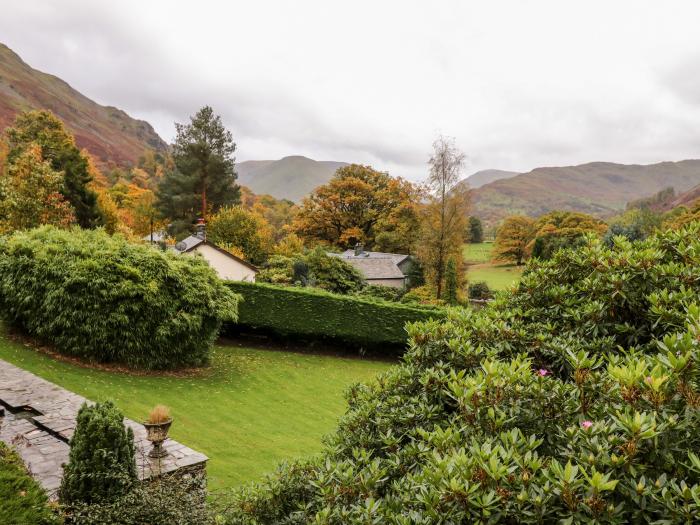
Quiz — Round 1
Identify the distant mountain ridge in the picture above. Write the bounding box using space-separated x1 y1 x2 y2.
465 169 519 189
0 43 167 168
471 159 700 226
236 155 348 201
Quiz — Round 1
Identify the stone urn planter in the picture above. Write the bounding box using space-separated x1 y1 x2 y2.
143 405 172 459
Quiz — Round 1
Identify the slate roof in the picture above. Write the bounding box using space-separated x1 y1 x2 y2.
338 249 411 265
176 234 205 252
329 253 406 281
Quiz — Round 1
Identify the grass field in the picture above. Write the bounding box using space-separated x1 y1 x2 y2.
0 329 390 489
463 242 524 290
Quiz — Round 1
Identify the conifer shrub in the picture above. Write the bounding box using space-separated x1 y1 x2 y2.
217 225 700 523
59 401 137 505
0 226 239 369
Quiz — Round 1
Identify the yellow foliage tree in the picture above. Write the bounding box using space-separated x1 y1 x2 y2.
493 215 537 265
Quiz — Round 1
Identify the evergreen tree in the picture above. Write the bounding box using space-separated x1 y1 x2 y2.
5 110 102 228
468 216 483 243
59 401 137 504
157 106 239 238
443 257 458 305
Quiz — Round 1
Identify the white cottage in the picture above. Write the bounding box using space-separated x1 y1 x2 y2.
174 233 258 281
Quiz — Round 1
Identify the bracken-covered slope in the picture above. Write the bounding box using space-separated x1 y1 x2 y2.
0 43 167 167
236 155 347 201
471 159 700 226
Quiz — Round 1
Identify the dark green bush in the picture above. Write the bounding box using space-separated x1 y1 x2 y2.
353 284 404 302
59 401 137 505
224 281 445 347
67 475 209 525
217 225 700 523
0 226 239 369
467 280 493 300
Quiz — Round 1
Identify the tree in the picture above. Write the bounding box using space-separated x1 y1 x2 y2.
416 136 469 298
0 144 75 232
157 106 239 237
59 401 137 504
468 216 484 243
443 257 458 305
493 215 536 265
293 164 420 251
207 206 274 265
5 110 101 228
528 211 607 260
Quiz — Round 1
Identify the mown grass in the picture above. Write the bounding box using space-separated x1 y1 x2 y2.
463 242 524 290
0 328 390 489
0 442 59 525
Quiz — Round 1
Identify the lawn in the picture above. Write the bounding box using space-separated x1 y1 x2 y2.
0 329 390 490
463 242 524 290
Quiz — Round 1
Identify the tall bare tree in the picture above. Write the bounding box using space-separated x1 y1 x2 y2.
417 136 469 298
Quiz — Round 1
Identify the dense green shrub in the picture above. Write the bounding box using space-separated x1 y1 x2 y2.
67 475 209 525
468 280 493 300
0 442 61 525
258 248 365 294
59 401 137 504
0 226 239 369
353 284 404 302
217 225 700 523
224 281 445 347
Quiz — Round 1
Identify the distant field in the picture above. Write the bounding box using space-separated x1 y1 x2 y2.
463 242 524 290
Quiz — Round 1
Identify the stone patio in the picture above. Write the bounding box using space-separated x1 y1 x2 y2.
0 358 208 499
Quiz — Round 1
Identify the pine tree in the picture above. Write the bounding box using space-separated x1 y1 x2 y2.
468 216 484 243
59 401 137 504
5 110 102 228
444 257 458 305
157 106 239 238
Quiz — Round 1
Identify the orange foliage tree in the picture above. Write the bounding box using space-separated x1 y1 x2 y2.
493 215 537 265
293 164 420 251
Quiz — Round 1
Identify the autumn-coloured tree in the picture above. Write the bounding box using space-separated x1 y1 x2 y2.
274 232 305 257
207 206 274 264
663 199 700 230
529 211 607 260
157 106 239 237
416 136 469 298
248 192 297 242
293 164 420 251
5 110 101 228
493 215 536 265
0 144 75 232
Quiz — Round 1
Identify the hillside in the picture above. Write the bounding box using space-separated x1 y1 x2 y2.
0 43 167 167
236 156 347 201
471 159 700 226
464 169 519 189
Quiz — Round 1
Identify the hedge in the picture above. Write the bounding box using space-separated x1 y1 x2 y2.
0 226 239 369
223 281 445 347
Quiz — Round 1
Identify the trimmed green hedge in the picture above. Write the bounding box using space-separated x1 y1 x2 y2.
223 281 445 347
0 226 239 369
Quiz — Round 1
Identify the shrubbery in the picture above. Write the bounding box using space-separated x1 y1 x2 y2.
0 226 239 369
224 281 445 348
467 280 493 300
217 225 700 523
59 401 137 505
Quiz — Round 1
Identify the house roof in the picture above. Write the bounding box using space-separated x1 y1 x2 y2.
338 249 411 265
142 231 168 243
339 256 406 281
175 235 258 272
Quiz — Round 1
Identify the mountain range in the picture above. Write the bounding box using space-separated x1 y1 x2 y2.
2 42 700 223
0 42 166 168
470 160 700 226
236 156 347 201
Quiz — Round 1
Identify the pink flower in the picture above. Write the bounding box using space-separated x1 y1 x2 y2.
537 369 550 377
645 376 653 384
581 420 593 430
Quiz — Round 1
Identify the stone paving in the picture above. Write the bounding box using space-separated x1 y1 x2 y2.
0 358 207 499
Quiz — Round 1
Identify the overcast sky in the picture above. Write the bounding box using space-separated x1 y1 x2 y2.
2 1 700 180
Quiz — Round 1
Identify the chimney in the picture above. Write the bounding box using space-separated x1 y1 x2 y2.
195 218 206 241
354 242 364 256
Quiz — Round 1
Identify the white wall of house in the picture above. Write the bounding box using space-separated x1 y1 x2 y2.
366 278 405 289
192 244 256 281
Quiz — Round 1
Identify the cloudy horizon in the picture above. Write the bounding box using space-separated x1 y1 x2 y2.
2 0 700 180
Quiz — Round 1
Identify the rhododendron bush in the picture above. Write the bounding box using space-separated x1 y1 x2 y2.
218 226 700 524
